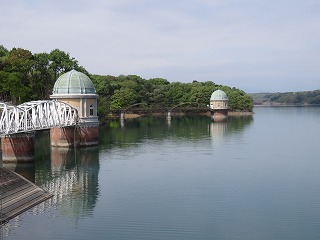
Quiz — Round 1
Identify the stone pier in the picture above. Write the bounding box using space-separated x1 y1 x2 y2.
78 125 99 147
212 109 228 122
50 125 99 148
50 126 79 147
1 132 35 162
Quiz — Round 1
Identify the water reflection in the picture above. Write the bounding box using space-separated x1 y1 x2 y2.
4 108 320 240
2 131 100 231
100 116 254 150
226 115 254 133
209 116 253 141
41 146 100 219
2 116 252 238
100 116 211 150
1 161 35 182
209 121 228 144
166 115 171 127
33 131 100 218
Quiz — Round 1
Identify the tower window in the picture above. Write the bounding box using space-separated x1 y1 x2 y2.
89 105 94 116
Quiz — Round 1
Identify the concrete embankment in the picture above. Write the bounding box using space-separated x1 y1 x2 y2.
0 167 53 224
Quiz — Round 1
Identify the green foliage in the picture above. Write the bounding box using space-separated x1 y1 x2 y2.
0 45 89 104
97 96 110 123
251 90 320 105
0 45 254 120
0 71 29 103
31 53 52 99
0 45 9 70
91 73 254 119
110 88 138 109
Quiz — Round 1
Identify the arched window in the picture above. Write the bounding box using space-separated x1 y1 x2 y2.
89 105 94 116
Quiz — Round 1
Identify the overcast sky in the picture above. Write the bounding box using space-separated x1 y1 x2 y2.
1 0 320 93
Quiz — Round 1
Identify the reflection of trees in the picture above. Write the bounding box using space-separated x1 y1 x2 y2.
99 116 254 150
226 116 254 133
99 116 211 150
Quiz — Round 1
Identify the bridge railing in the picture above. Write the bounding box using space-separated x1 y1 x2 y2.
0 100 78 136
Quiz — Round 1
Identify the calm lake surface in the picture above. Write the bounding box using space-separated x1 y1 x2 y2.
1 106 320 240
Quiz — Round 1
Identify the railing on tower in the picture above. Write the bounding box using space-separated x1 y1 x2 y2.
0 100 78 136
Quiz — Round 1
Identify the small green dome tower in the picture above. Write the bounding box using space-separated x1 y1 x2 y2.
209 89 229 121
50 70 99 147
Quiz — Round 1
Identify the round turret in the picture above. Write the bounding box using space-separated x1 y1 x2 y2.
50 70 98 122
52 70 96 95
50 70 99 147
210 89 229 110
210 89 229 101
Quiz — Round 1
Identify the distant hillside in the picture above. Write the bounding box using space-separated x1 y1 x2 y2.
250 90 320 105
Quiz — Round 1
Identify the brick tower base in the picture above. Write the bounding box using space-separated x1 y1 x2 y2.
1 132 35 162
50 125 99 148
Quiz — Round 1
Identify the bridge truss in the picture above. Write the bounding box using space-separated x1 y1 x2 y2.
0 100 78 136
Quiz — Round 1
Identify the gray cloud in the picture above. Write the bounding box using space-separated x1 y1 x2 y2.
1 0 319 92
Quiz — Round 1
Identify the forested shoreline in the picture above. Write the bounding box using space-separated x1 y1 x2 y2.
0 45 254 121
251 91 320 105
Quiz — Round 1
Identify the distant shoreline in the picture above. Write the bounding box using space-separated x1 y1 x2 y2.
228 111 254 116
254 103 320 107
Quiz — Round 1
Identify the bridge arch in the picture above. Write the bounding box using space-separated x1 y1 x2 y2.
0 100 78 136
166 102 211 118
123 102 148 111
120 103 148 120
169 102 201 112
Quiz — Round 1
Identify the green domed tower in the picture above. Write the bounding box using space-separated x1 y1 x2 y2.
50 70 99 147
209 89 229 121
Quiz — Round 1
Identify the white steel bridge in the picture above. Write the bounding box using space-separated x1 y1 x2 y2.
0 100 78 136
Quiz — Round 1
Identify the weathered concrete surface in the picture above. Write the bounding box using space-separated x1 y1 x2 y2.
0 167 53 224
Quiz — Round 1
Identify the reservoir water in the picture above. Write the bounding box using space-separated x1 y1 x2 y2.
1 106 320 240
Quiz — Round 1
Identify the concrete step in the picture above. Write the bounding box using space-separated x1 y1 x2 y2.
0 167 53 224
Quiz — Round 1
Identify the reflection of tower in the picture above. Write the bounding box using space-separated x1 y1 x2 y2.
166 114 171 127
209 89 229 121
42 146 100 220
120 118 125 128
50 147 75 171
50 70 99 147
209 121 227 144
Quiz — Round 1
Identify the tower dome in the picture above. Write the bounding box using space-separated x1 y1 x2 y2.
52 70 96 95
50 69 99 127
209 89 229 112
210 89 228 101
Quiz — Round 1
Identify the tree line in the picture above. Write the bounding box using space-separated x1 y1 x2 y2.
251 91 320 105
0 45 88 103
0 45 254 121
91 75 254 122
